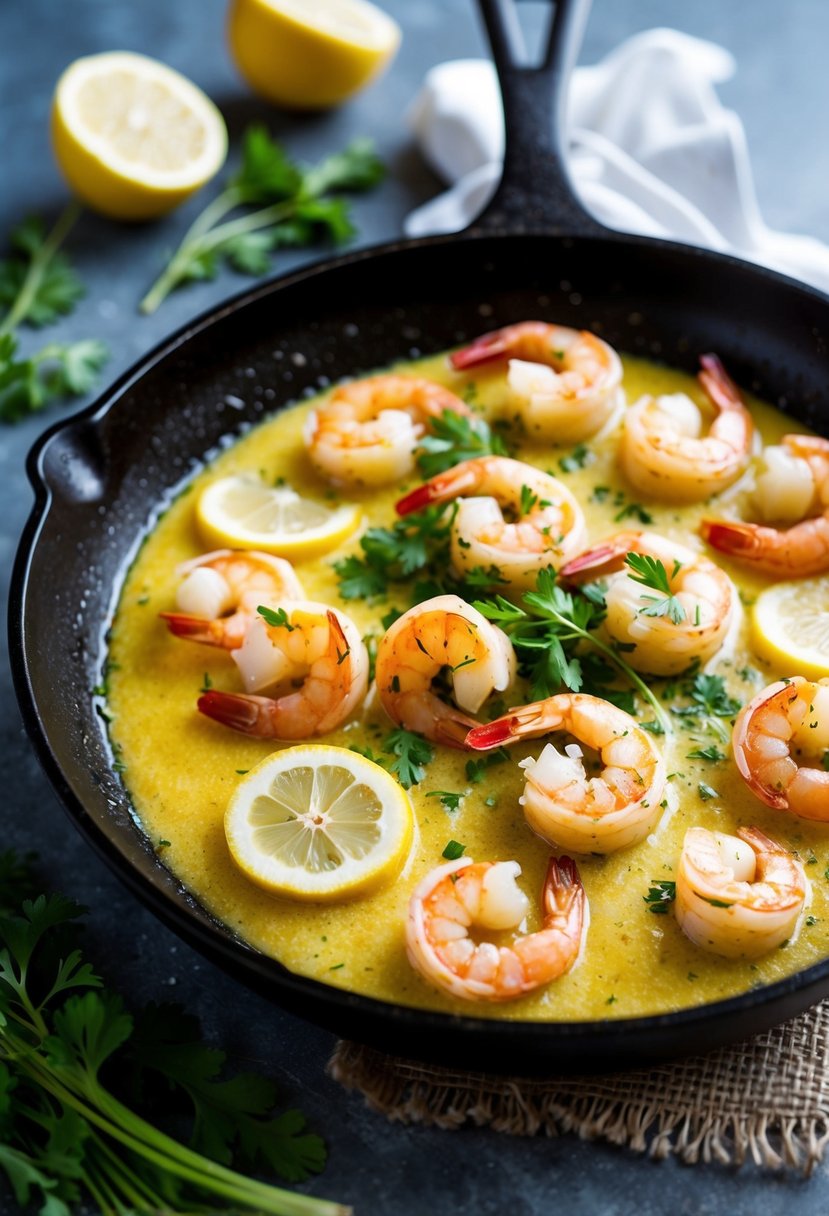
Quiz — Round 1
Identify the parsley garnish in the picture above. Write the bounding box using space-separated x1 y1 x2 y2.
474 568 671 732
558 443 594 473
671 672 741 743
465 747 510 783
200 671 213 693
140 128 384 313
687 745 726 762
519 483 539 515
442 840 466 860
698 782 719 801
624 553 686 624
643 880 676 913
257 604 295 630
333 504 454 601
0 855 334 1214
382 728 434 788
0 206 109 423
416 410 508 478
614 498 653 524
426 790 464 812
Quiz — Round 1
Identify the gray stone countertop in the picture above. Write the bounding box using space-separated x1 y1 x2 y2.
2 1 829 1212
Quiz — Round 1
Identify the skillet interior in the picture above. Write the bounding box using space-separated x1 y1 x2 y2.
12 227 829 1072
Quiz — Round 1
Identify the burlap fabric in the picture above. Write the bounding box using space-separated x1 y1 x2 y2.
329 1000 829 1174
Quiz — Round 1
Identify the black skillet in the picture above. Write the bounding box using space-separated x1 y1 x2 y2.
11 0 829 1073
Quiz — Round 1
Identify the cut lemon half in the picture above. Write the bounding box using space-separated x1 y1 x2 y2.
196 475 361 558
752 575 829 679
52 51 227 220
227 0 401 110
225 745 414 900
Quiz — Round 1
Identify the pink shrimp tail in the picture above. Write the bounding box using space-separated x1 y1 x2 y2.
198 690 274 737
559 531 642 583
465 716 521 749
450 330 511 370
160 612 230 649
698 353 742 411
543 855 585 929
700 518 763 557
435 714 480 749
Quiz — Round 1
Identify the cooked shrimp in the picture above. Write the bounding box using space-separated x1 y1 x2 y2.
303 375 472 487
451 321 623 444
675 826 808 959
467 694 666 854
160 549 304 650
375 595 516 747
732 677 829 819
619 354 754 502
198 602 368 739
560 531 737 676
405 856 587 1002
395 457 587 590
702 435 829 577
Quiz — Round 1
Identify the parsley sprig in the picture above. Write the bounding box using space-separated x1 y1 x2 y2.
351 728 435 789
624 553 686 625
0 853 346 1215
671 672 741 743
644 879 676 913
416 410 507 478
0 205 108 422
474 568 671 732
334 505 464 602
140 127 383 314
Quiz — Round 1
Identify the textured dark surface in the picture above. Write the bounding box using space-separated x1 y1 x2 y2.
3 1 829 1212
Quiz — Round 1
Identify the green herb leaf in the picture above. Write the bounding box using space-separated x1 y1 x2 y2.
624 553 686 625
257 605 295 630
382 728 434 788
687 745 726 762
698 782 719 801
416 410 508 478
557 443 594 473
643 880 676 913
441 840 466 860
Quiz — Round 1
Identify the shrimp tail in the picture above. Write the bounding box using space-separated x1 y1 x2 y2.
198 690 276 737
558 532 642 583
396 465 480 516
160 611 234 649
701 517 829 576
466 702 562 749
465 715 522 749
698 352 742 411
434 711 481 749
543 855 583 918
449 331 509 370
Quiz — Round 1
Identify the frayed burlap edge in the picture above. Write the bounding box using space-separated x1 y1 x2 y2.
328 1001 829 1174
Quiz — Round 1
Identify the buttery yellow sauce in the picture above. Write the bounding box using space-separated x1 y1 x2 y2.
107 350 829 1021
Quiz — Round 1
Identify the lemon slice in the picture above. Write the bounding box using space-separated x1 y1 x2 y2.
52 51 227 220
196 475 361 558
225 745 414 900
752 576 829 678
227 0 401 110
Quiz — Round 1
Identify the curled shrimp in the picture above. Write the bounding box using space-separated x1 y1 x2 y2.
303 375 472 488
619 354 754 503
160 549 304 649
198 602 368 739
676 826 808 959
395 456 587 591
732 677 829 819
467 694 666 854
451 321 623 443
405 856 587 1003
560 531 737 676
702 435 829 577
375 595 516 747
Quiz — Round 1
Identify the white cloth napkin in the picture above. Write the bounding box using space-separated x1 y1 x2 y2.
405 29 829 294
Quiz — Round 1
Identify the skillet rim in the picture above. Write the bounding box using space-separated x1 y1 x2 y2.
11 223 829 1062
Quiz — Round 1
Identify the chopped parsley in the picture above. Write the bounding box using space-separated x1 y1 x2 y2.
624 553 685 624
426 790 464 813
643 880 676 913
441 840 467 860
257 604 295 630
416 410 508 478
382 728 434 788
465 747 510 783
698 782 719 801
613 499 653 525
558 443 594 473
687 745 726 762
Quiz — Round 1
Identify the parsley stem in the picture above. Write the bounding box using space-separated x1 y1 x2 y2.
0 200 82 336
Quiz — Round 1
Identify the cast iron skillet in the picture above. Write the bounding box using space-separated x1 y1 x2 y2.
11 0 829 1073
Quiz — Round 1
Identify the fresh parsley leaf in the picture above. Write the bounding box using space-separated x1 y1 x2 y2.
416 410 508 478
687 745 726 762
624 552 685 624
426 790 464 812
686 673 741 718
333 504 455 601
0 211 84 328
644 880 676 913
557 443 594 473
257 605 295 630
441 840 466 860
614 499 653 524
382 728 434 788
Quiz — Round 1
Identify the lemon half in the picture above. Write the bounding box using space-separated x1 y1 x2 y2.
196 475 361 558
225 746 414 900
752 575 829 679
52 51 227 220
227 0 401 110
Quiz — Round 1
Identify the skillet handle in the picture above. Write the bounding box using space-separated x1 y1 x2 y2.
471 0 605 237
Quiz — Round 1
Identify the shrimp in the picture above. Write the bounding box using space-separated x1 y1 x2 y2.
732 677 829 820
375 595 516 747
395 457 587 591
197 602 368 739
405 856 587 1002
467 694 666 854
675 826 808 959
303 375 472 488
160 549 304 650
560 531 737 676
619 354 754 502
450 321 623 444
702 435 829 577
